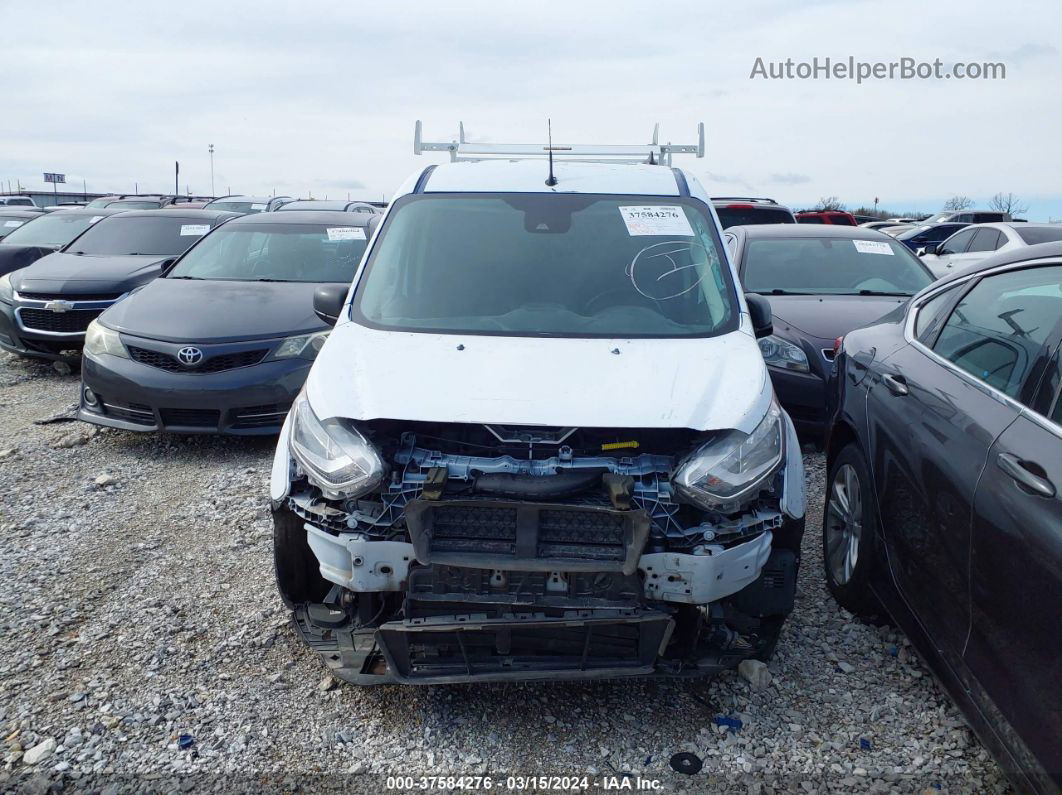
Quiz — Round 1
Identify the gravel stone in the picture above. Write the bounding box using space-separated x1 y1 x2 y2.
0 354 1011 792
22 739 56 765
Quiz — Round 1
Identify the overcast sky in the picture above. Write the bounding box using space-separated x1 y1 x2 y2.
3 0 1061 218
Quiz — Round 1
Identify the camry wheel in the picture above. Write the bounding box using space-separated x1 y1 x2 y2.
822 444 882 617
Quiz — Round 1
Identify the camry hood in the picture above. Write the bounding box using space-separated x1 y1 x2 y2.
767 294 910 340
102 279 330 344
14 252 169 295
304 322 772 433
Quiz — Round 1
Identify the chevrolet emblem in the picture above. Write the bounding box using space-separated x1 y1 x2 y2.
44 301 74 313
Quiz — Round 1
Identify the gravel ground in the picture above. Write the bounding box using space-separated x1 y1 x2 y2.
0 352 1011 794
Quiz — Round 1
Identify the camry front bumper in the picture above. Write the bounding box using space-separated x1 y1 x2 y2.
79 349 311 435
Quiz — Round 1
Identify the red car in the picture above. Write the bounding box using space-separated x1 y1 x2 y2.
795 210 858 226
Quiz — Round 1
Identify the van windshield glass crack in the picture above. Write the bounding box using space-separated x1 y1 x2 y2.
353 194 737 338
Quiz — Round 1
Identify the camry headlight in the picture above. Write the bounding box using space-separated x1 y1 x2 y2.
758 335 809 373
0 273 13 304
674 399 785 510
83 320 129 359
289 393 384 500
272 330 329 361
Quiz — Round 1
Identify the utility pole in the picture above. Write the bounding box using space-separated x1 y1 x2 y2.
208 144 215 196
874 196 879 215
175 161 180 196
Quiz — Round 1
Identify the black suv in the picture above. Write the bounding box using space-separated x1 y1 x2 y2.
711 197 796 228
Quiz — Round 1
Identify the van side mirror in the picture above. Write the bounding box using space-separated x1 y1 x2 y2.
745 293 773 339
314 284 347 326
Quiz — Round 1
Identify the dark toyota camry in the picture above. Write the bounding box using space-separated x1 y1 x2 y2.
0 209 237 361
726 225 935 441
79 211 375 435
825 242 1062 792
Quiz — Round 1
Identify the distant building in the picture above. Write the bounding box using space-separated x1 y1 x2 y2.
0 190 108 207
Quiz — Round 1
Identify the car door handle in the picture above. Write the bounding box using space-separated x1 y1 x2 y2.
996 453 1056 498
882 374 909 396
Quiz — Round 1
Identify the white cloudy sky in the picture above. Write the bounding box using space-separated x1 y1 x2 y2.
3 0 1061 218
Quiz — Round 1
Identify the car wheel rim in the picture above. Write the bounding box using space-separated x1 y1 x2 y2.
826 463 863 585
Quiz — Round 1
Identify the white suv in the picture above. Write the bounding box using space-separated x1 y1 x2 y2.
270 125 806 685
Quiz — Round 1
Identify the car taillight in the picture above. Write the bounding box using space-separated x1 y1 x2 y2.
725 203 755 209
833 336 844 357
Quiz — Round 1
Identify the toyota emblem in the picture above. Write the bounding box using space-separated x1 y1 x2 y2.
176 346 204 366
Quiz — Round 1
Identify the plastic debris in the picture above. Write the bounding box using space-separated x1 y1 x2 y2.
713 715 743 732
860 738 873 751
177 734 194 750
669 752 703 775
888 646 899 657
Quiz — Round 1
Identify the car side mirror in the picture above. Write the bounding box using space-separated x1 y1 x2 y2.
314 284 347 326
745 293 773 339
921 243 938 256
159 258 177 273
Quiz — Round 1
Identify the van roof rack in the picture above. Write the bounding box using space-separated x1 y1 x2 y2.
414 121 704 166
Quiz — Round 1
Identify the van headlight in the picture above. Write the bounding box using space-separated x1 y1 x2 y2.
271 330 329 361
84 320 129 359
758 335 809 373
673 400 785 510
289 393 384 500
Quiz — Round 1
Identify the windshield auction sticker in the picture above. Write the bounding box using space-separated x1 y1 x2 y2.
326 226 366 241
852 240 894 255
179 224 210 236
3 221 24 227
619 206 694 236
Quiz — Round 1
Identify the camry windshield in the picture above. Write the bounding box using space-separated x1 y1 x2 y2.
743 237 934 295
354 194 736 337
167 223 368 282
1 213 103 248
67 216 213 256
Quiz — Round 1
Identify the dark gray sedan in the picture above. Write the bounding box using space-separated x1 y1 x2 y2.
78 211 376 435
824 242 1062 793
725 224 935 441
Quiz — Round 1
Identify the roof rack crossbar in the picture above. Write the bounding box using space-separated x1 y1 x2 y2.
414 120 704 165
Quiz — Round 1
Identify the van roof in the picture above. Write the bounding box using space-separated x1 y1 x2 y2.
408 159 690 197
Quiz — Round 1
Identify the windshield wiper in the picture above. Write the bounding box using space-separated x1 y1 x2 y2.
167 275 202 280
852 290 913 297
252 277 289 283
751 289 815 296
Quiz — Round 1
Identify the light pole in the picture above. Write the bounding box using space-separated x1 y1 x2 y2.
208 144 215 196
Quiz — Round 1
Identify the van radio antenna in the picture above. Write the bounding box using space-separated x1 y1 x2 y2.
545 119 558 187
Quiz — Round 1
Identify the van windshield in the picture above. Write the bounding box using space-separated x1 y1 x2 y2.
353 194 737 338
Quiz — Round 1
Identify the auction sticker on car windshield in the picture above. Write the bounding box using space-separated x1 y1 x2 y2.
180 224 210 236
326 227 366 241
853 240 894 255
619 206 694 236
3 221 23 227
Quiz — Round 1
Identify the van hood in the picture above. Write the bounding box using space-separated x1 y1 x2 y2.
102 278 331 344
304 322 772 433
13 251 169 295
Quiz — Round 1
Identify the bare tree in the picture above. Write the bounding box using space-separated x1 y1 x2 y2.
815 196 845 211
942 195 973 211
989 192 1029 217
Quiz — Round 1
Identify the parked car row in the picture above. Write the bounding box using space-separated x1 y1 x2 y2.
0 131 1057 791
